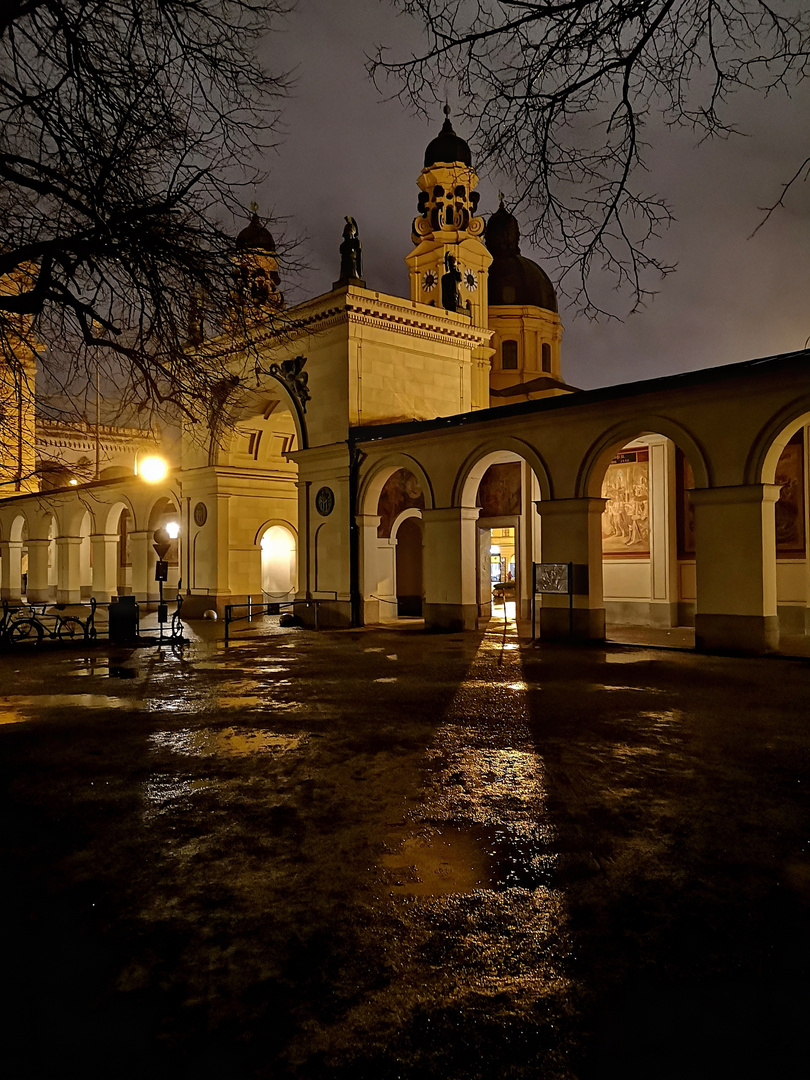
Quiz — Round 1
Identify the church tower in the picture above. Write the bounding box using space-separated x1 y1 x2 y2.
406 109 493 409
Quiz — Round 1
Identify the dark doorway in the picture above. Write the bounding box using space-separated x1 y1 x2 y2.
395 516 423 616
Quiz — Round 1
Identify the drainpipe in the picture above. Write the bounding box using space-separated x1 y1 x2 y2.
348 439 364 627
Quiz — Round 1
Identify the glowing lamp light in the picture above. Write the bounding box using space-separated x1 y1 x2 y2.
138 455 169 483
165 521 180 539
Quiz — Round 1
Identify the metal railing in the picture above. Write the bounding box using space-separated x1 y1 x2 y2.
224 598 320 644
0 598 98 645
0 594 187 647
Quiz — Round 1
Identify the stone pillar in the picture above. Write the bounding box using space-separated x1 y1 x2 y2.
358 513 382 625
55 536 83 603
534 497 607 640
692 484 781 654
0 540 24 601
90 534 120 602
129 530 152 603
26 538 51 604
422 506 480 631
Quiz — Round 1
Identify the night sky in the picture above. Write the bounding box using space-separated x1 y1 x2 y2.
256 0 810 392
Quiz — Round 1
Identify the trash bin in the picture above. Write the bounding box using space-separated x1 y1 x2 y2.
109 595 139 643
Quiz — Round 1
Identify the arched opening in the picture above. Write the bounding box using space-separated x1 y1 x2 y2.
753 409 810 651
147 497 181 597
455 443 549 629
118 508 132 593
393 514 423 616
588 427 707 646
369 467 426 623
259 524 297 602
79 510 92 599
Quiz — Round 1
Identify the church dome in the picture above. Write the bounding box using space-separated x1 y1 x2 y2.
485 201 557 312
424 111 472 168
235 213 276 252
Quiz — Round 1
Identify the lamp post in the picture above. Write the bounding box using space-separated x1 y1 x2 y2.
153 527 170 641
152 519 180 642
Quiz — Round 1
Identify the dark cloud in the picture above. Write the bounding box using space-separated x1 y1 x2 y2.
258 1 810 390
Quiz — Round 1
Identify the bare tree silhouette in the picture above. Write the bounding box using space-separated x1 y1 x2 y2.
371 1 810 316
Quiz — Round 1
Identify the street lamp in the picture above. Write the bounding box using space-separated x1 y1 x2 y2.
138 455 169 483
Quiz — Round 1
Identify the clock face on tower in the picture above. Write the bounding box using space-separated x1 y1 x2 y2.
463 268 478 291
422 270 438 292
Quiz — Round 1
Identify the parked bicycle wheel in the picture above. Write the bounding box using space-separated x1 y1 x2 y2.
57 618 85 640
9 619 43 644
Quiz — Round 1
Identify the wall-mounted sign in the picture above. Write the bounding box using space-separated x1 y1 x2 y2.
315 486 335 517
193 501 208 526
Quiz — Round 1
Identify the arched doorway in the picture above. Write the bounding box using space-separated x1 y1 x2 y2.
393 513 423 616
454 444 548 628
357 460 430 624
259 524 297 601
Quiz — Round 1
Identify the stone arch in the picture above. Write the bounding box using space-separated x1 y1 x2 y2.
577 416 710 498
357 453 435 516
92 496 137 537
54 495 94 537
452 438 552 506
745 395 810 485
8 511 28 543
450 440 549 625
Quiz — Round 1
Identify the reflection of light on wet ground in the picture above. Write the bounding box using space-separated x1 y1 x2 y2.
0 705 26 725
605 652 648 664
149 726 304 757
590 683 665 694
374 677 397 684
142 774 209 818
382 618 560 900
0 694 140 718
490 599 517 621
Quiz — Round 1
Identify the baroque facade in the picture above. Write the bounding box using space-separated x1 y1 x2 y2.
0 116 809 655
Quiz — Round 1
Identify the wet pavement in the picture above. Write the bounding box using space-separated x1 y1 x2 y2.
2 618 809 1078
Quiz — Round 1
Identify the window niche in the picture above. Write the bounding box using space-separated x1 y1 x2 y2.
501 340 518 370
541 342 551 372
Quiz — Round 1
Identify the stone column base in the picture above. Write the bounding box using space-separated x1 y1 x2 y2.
539 606 606 642
423 602 479 632
361 597 380 625
694 613 779 655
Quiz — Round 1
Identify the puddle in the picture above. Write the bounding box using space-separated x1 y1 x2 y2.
380 825 493 896
149 726 304 757
380 821 552 896
0 693 140 717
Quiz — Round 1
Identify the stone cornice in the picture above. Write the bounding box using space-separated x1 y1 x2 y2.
249 287 492 351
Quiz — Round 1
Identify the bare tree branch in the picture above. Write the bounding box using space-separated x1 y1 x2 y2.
371 1 810 315
0 0 296 463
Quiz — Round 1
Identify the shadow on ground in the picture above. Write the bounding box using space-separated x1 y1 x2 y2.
0 624 808 1077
